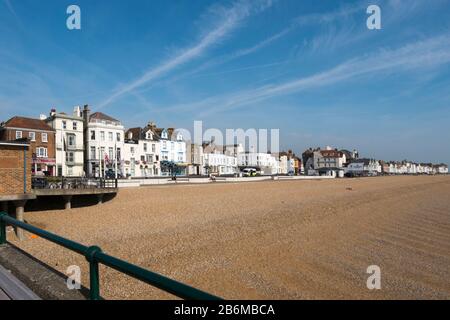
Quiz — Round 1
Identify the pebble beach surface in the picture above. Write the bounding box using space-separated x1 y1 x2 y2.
10 175 450 299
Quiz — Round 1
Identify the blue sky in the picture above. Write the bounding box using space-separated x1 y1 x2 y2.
1 0 450 163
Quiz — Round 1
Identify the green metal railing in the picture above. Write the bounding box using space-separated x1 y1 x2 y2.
0 212 221 300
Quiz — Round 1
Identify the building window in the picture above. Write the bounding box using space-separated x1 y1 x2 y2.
28 132 35 141
37 147 48 158
91 130 96 140
143 143 147 152
16 131 22 139
108 132 113 142
73 122 77 131
152 144 155 153
100 131 105 141
90 146 96 159
67 134 76 147
117 148 121 160
41 133 48 142
62 121 67 129
66 151 74 163
116 132 121 142
130 147 135 154
162 141 167 149
108 147 113 161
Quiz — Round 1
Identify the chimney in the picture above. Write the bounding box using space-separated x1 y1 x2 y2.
73 105 81 117
147 121 156 131
50 108 56 117
82 104 90 124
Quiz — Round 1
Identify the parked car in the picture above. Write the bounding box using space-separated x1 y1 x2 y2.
105 169 123 179
242 168 258 177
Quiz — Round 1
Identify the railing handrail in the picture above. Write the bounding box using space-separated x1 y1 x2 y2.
31 176 118 190
0 213 221 300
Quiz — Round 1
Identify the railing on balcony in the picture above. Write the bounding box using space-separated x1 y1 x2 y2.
31 177 118 189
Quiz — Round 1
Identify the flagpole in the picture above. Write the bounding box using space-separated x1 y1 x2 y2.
103 150 106 178
114 142 118 179
61 131 65 177
98 147 102 178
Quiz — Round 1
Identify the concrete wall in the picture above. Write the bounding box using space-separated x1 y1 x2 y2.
0 145 31 195
117 175 334 188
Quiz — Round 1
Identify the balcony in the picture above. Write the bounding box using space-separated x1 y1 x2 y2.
56 142 84 151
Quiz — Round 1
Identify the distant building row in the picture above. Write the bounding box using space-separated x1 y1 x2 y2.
0 106 304 178
302 146 448 177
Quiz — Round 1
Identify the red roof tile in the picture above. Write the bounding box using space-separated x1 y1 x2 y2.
3 116 54 131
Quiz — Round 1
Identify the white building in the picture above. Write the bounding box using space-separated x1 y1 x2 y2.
434 164 448 174
155 127 187 176
45 107 84 176
278 155 288 174
187 143 204 176
304 147 346 176
82 106 125 178
123 124 160 178
237 152 279 175
277 154 296 175
203 152 237 175
346 158 381 175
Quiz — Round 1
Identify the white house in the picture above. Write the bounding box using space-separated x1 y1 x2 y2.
346 158 381 175
202 152 237 175
237 152 279 175
187 143 204 176
277 154 295 175
434 164 448 174
154 127 187 176
122 124 160 178
82 106 125 178
304 147 346 176
45 107 84 176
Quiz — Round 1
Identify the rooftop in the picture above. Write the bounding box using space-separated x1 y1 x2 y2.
2 116 55 132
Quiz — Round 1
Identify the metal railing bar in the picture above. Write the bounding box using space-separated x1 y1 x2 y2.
95 251 221 300
0 213 221 300
0 214 88 255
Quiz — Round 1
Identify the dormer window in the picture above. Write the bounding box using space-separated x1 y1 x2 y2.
146 132 153 140
177 133 183 141
162 131 168 139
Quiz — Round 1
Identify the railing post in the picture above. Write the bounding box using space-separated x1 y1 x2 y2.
85 245 102 300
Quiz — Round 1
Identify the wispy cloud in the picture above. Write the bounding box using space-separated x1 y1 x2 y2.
156 3 364 86
97 0 273 109
162 34 450 116
2 0 24 29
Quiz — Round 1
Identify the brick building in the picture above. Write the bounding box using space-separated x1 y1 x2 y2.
0 141 31 195
0 116 56 176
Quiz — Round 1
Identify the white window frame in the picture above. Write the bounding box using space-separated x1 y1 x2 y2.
41 133 48 142
37 147 48 158
28 132 35 141
16 131 22 139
